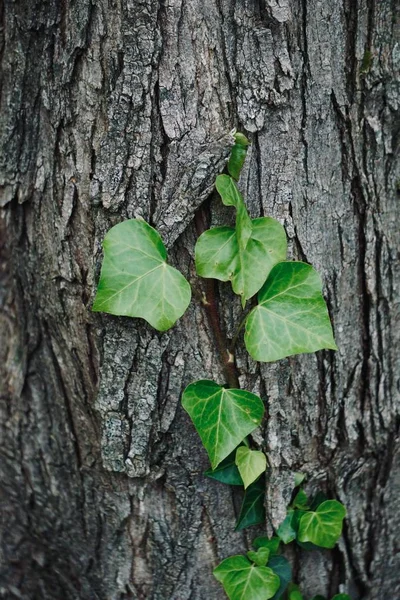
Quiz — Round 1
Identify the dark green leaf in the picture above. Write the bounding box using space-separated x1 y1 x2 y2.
244 262 337 362
204 451 244 486
298 500 346 549
93 219 191 331
235 476 266 531
253 536 281 555
291 489 309 510
181 380 264 469
269 556 292 600
310 491 328 511
331 594 351 599
214 555 280 600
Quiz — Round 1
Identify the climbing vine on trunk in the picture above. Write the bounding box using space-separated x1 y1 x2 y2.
93 132 348 600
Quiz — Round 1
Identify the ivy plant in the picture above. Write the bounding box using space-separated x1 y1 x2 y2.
93 131 349 599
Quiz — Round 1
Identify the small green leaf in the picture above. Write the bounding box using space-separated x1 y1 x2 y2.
291 489 309 510
215 175 253 250
228 132 250 180
235 446 267 489
276 511 296 544
253 536 281 555
93 219 191 331
204 451 244 486
331 595 351 600
269 556 292 600
214 555 280 600
195 218 287 305
181 380 264 469
247 547 270 567
244 261 338 362
235 476 265 531
298 500 346 549
288 584 304 600
294 472 306 487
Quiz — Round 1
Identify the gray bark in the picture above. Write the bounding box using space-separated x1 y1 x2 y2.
0 1 399 599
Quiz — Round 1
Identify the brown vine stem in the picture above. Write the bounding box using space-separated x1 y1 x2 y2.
194 205 240 389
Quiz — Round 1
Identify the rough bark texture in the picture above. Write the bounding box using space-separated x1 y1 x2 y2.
1 1 399 599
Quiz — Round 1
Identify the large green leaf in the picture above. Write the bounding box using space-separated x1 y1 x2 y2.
181 380 264 469
204 450 244 486
269 556 292 600
228 132 250 180
214 555 280 600
298 500 346 549
195 218 287 305
235 446 267 489
235 476 266 531
93 219 191 331
244 262 337 362
215 174 253 250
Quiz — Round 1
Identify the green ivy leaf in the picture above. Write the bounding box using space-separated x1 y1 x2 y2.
181 380 264 469
215 174 253 250
269 556 292 600
204 450 244 486
235 446 267 489
235 476 265 531
228 132 250 180
244 261 337 362
247 547 270 567
288 584 304 600
195 218 287 306
291 489 309 510
214 555 280 600
331 595 351 600
294 472 306 487
276 510 296 544
298 500 346 549
93 219 191 331
253 536 281 555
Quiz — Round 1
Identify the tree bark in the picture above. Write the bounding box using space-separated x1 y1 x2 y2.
0 1 399 599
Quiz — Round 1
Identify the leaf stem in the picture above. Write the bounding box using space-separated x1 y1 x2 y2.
195 206 240 389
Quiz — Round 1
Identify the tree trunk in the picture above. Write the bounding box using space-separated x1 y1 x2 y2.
1 1 398 599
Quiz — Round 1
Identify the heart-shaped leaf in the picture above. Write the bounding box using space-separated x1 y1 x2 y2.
269 556 292 600
215 174 252 250
181 380 264 469
298 500 346 548
235 446 267 489
204 450 244 486
195 217 287 306
214 555 280 600
93 219 191 331
235 476 266 531
247 547 270 567
244 262 337 362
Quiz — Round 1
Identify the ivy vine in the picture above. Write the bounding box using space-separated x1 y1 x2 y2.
93 131 349 600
